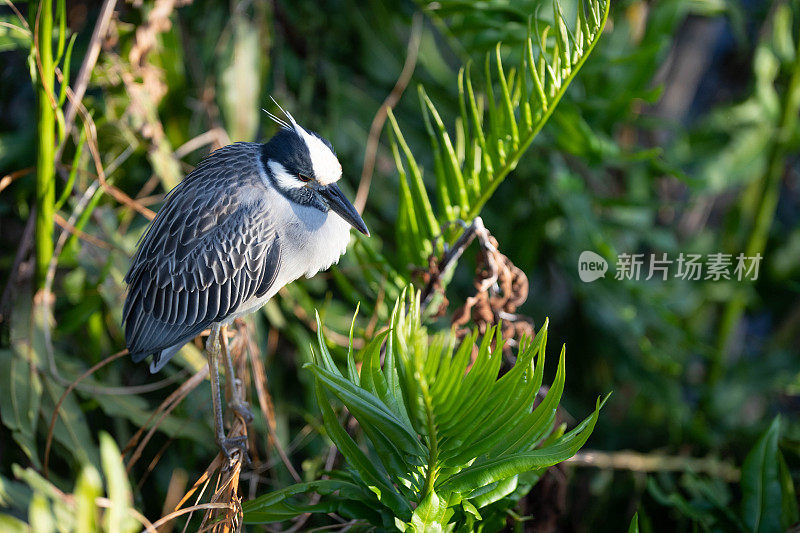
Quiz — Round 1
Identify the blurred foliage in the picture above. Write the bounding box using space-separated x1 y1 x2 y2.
0 433 140 533
0 0 799 531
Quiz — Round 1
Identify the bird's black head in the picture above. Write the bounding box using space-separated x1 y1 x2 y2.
261 114 369 236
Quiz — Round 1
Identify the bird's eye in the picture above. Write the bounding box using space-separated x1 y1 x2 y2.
297 174 312 182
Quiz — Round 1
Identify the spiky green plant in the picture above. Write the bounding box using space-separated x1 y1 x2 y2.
389 0 610 267
243 291 606 530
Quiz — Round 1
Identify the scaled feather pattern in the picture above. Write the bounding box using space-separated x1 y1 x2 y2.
123 143 281 370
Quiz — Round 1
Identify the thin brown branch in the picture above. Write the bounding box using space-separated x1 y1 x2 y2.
174 128 230 159
43 349 129 477
0 20 30 35
55 65 156 220
158 469 189 533
56 0 118 161
0 167 34 194
564 449 740 482
95 496 158 533
53 212 112 250
354 13 423 213
124 364 209 472
175 455 224 514
137 431 184 491
67 82 156 220
2 0 30 31
151 503 232 531
419 218 485 316
40 179 175 396
246 325 302 482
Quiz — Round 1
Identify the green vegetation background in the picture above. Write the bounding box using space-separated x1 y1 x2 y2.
0 0 799 531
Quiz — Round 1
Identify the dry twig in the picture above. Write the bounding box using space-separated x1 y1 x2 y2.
246 325 302 482
418 217 534 350
53 212 113 250
56 0 118 161
43 349 129 477
354 13 423 213
0 167 34 194
124 364 209 472
565 449 741 483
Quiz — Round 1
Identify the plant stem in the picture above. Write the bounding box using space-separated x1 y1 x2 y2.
421 379 439 500
419 387 439 501
33 0 56 289
712 33 800 384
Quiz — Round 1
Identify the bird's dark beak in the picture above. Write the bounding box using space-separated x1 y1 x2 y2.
320 184 370 236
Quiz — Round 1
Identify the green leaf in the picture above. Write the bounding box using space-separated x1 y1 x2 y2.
313 380 412 520
346 304 361 384
409 489 449 532
74 465 103 533
0 513 28 533
741 417 783 533
388 109 441 242
243 479 370 523
628 512 639 533
0 348 42 467
439 395 605 494
308 364 422 456
314 311 343 378
440 331 542 461
461 499 482 521
292 292 605 528
29 493 55 533
469 475 519 509
0 474 32 510
41 378 96 466
0 16 31 52
99 432 138 533
11 466 74 531
778 450 799 530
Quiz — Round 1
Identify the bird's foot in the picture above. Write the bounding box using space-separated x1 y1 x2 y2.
217 434 251 466
230 400 254 424
228 376 253 423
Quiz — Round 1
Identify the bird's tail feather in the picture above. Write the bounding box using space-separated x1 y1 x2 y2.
129 341 188 373
150 342 186 373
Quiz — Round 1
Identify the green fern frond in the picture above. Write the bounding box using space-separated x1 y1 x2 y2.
244 291 606 529
390 0 610 266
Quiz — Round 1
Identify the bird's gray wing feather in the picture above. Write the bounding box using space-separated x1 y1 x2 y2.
123 143 280 365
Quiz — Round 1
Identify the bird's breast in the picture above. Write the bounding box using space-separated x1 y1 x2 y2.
277 195 352 282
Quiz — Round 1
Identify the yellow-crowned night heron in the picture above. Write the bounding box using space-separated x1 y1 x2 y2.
123 106 369 457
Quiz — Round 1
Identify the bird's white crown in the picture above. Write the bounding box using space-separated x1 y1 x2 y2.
264 100 342 186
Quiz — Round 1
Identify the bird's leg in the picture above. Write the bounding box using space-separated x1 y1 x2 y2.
206 324 227 447
207 323 248 460
220 324 253 424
